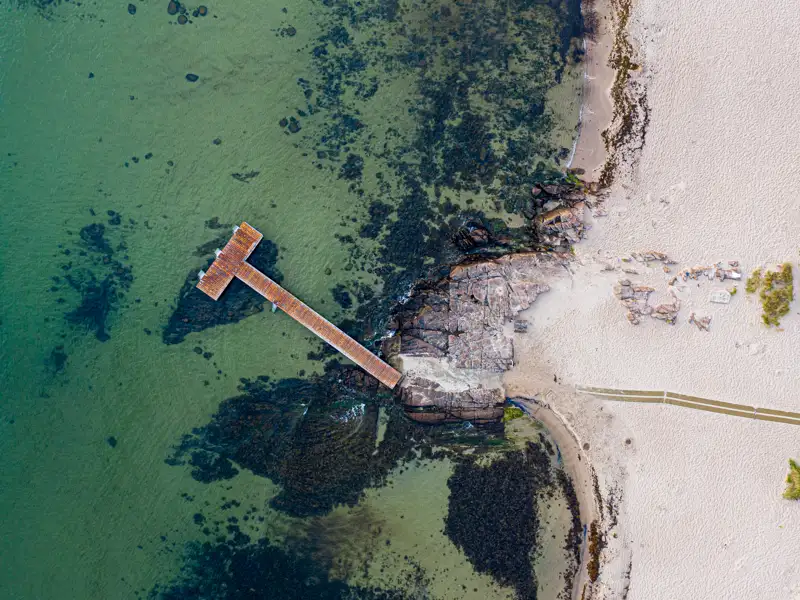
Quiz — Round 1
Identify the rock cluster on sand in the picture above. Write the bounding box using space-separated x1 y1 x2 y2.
613 279 680 325
612 255 740 326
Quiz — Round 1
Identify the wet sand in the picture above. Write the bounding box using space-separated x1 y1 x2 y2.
568 0 614 180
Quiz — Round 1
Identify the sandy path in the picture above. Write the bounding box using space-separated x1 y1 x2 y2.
507 0 800 597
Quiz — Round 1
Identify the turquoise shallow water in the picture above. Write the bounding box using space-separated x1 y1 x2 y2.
0 0 584 597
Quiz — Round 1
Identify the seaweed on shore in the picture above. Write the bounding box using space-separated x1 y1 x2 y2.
557 469 583 596
586 520 605 583
598 0 649 188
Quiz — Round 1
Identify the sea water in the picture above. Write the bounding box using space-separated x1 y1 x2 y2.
0 0 584 597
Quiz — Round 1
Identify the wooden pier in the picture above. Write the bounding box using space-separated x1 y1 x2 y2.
196 222 402 389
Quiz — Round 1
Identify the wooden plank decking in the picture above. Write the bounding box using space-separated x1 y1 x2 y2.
197 222 402 389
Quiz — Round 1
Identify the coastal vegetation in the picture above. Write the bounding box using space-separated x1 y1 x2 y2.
503 405 525 423
745 263 794 327
784 459 800 501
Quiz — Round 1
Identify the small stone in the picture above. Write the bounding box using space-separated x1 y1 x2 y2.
185 73 199 82
708 290 731 304
128 3 136 15
285 25 296 36
144 152 153 160
107 436 118 448
88 72 95 79
212 137 221 145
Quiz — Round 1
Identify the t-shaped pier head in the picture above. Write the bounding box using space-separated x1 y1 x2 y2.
196 222 402 389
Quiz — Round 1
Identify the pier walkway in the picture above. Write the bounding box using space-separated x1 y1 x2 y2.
196 222 402 389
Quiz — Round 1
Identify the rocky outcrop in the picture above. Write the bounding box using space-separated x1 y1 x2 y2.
386 253 565 423
388 253 562 371
530 183 588 250
383 181 590 425
399 377 505 424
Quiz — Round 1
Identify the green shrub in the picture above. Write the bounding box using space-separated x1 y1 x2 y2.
745 268 762 294
784 459 800 501
746 263 793 327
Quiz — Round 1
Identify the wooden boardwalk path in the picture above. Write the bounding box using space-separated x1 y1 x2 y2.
578 386 800 426
197 222 402 389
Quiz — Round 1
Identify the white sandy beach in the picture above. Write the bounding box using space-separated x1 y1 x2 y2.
507 0 800 598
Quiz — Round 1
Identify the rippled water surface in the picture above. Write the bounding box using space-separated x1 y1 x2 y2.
0 0 584 597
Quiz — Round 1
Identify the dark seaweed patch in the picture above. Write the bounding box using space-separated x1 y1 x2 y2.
165 364 503 517
54 216 133 343
48 345 68 373
162 237 282 344
444 441 553 597
148 530 418 600
330 283 353 309
79 223 112 254
166 367 414 516
338 153 364 181
287 0 584 345
64 272 118 342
